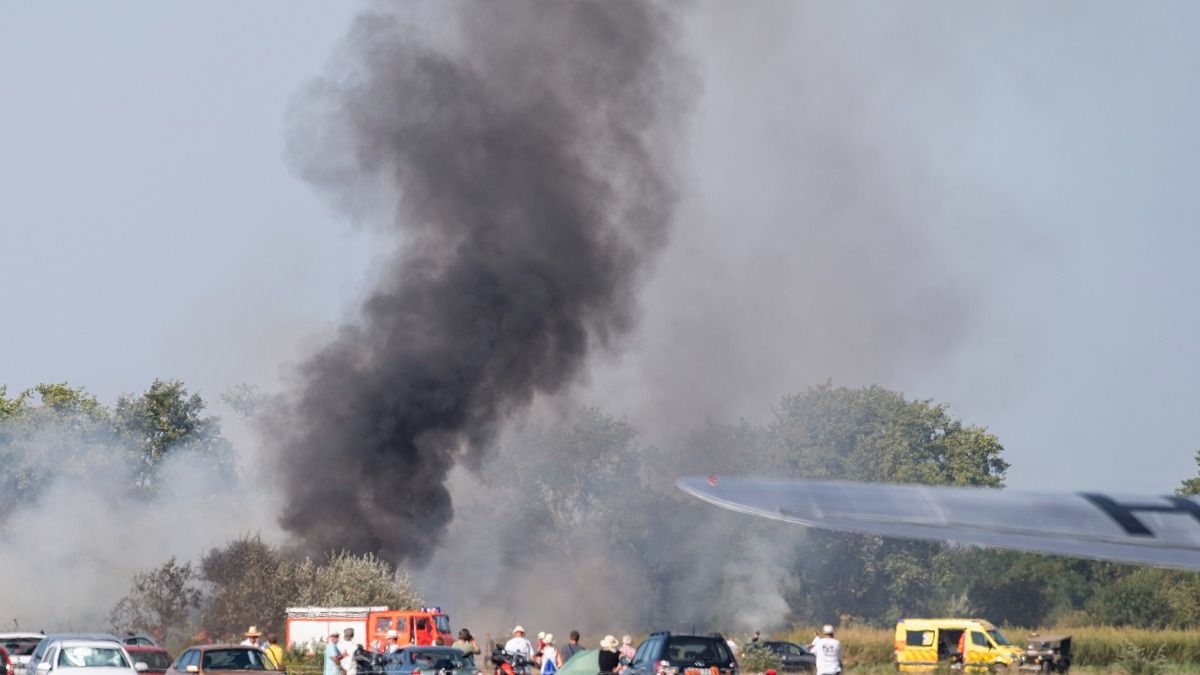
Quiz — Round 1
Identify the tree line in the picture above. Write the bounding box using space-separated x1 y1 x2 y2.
5 379 1200 638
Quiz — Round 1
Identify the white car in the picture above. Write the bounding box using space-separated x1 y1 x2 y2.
34 641 146 675
0 633 48 675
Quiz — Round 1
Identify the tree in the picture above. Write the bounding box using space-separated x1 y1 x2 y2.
292 551 420 608
196 537 422 641
110 557 203 648
199 536 296 640
674 383 1010 626
114 379 232 493
0 382 120 518
1178 451 1200 497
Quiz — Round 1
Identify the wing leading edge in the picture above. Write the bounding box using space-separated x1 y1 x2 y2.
676 476 1200 571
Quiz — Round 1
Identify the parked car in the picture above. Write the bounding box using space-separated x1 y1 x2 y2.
757 642 814 672
375 646 475 675
119 640 156 650
122 648 170 675
165 645 279 675
625 633 737 675
1019 634 1072 674
0 633 47 675
27 637 122 675
31 640 144 675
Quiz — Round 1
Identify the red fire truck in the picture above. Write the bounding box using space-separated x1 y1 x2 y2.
286 606 452 651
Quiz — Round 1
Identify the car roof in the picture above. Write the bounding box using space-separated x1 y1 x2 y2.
897 619 996 630
0 634 45 640
402 646 461 653
40 635 121 643
50 640 125 648
185 644 261 651
123 646 168 653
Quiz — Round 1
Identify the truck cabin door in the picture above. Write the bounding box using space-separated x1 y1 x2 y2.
372 617 394 652
414 617 433 646
968 631 991 665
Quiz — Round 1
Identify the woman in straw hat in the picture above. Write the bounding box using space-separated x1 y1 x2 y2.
598 636 620 675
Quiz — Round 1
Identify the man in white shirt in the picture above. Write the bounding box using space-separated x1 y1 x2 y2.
505 626 535 662
241 627 263 648
341 628 363 675
810 625 842 675
385 629 402 654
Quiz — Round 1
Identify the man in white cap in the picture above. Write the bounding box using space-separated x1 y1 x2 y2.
505 626 534 662
385 629 402 654
810 625 842 675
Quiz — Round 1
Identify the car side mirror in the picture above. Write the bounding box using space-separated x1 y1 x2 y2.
135 663 148 673
37 663 52 673
186 666 199 673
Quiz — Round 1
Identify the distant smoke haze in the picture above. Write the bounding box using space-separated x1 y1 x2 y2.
274 1 693 563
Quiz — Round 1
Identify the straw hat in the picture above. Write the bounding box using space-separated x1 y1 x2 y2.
245 626 262 638
600 635 619 651
544 634 555 645
513 626 526 635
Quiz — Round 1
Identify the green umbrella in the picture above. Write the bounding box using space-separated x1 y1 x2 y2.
556 650 600 675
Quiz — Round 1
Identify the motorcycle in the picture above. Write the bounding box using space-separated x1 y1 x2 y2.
491 648 533 675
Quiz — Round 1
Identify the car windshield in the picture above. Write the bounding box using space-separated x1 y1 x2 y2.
988 630 1011 647
433 617 450 635
409 651 467 670
131 653 172 670
4 639 41 656
664 638 731 663
57 647 130 669
201 649 272 671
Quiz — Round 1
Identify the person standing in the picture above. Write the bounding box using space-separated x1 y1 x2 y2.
325 632 344 675
810 625 842 675
452 629 480 666
341 628 363 675
505 626 534 661
540 634 560 675
618 636 635 664
242 627 263 648
263 634 285 670
558 632 582 664
598 636 620 675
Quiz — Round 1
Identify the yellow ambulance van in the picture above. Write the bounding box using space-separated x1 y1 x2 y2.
894 618 1023 671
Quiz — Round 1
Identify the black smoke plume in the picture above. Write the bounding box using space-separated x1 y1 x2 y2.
275 1 691 562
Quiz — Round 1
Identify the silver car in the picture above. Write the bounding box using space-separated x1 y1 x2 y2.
33 641 146 675
0 633 47 675
26 636 122 675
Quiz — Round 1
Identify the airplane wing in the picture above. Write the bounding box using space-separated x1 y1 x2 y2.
676 476 1200 571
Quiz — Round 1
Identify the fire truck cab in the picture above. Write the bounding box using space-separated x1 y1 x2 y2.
367 608 452 649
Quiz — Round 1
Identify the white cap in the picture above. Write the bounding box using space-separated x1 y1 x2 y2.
513 626 526 635
387 630 399 639
822 625 834 635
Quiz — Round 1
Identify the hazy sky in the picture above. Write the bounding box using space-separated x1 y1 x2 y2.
3 2 1199 494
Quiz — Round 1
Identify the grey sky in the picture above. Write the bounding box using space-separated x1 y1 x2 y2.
3 2 1199 494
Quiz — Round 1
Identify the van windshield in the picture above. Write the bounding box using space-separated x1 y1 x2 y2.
987 630 1010 647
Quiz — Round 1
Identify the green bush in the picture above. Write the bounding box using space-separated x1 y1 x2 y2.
1114 642 1169 675
738 644 781 673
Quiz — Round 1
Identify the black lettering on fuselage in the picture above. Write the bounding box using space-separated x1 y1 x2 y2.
1081 493 1200 537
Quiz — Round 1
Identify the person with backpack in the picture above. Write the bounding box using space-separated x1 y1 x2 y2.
540 634 560 675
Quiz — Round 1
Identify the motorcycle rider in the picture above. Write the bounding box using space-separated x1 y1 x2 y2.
505 626 535 673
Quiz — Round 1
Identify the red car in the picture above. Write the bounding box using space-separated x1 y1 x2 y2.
124 646 172 675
